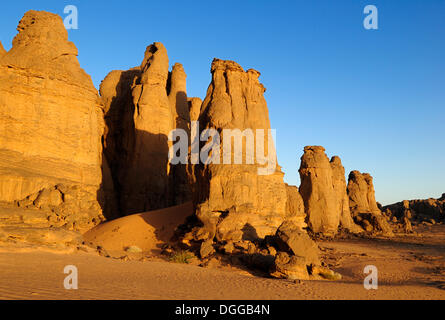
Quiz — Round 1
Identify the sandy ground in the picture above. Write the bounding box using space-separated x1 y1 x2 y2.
0 224 444 300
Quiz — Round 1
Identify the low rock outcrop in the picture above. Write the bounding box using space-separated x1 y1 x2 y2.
347 171 393 236
383 194 445 225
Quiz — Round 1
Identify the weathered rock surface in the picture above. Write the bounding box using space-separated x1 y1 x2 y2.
401 200 413 233
383 194 445 225
168 63 190 133
189 59 289 244
188 97 202 122
274 221 320 263
0 207 83 250
347 171 393 236
269 221 340 280
0 41 6 56
330 156 363 233
299 146 361 236
0 11 109 234
299 146 339 235
285 184 307 230
100 42 191 215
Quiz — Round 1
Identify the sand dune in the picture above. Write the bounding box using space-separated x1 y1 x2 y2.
83 202 193 255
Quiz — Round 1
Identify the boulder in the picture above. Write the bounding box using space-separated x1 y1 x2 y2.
274 221 320 265
270 252 312 280
200 239 215 258
269 221 340 280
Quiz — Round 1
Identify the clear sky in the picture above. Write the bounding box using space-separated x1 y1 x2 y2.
1 1 444 205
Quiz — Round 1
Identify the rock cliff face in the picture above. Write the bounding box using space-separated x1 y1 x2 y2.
347 171 393 235
0 11 108 232
189 59 289 244
100 43 191 215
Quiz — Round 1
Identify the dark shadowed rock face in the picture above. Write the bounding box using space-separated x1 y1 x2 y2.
100 42 191 216
189 58 288 244
347 171 393 236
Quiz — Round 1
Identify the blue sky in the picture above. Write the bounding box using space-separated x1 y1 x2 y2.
1 1 444 205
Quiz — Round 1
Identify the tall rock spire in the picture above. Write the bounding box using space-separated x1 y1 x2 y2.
100 42 192 215
189 58 288 245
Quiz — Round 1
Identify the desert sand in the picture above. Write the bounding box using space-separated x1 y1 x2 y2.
83 202 194 255
0 222 443 300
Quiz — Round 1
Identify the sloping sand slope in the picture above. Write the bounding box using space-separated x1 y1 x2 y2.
83 202 193 254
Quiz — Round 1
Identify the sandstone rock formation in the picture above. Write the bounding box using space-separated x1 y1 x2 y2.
401 200 413 233
347 171 393 236
188 97 202 122
330 156 363 233
188 59 289 245
269 221 340 280
383 194 445 225
285 184 307 230
100 42 191 215
0 206 83 250
0 41 6 56
299 146 361 236
299 146 339 235
0 11 109 234
168 63 190 133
